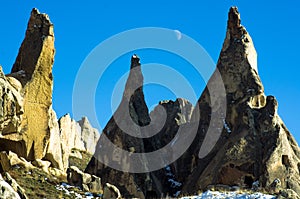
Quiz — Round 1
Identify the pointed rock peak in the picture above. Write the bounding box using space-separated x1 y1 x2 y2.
228 7 241 31
131 54 141 68
11 8 54 85
78 116 91 127
28 8 53 36
218 6 261 95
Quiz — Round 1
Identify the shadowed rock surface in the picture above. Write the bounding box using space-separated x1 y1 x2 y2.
86 7 300 198
180 8 300 196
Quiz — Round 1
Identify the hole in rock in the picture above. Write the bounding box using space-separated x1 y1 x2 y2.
244 176 254 187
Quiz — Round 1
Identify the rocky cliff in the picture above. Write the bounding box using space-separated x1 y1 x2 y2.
0 8 58 166
181 7 300 195
85 7 300 198
0 9 99 172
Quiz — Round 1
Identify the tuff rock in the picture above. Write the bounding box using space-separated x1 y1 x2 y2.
85 55 150 198
67 166 103 194
180 7 300 197
85 6 300 198
77 117 100 154
0 8 63 169
0 8 100 172
58 114 84 170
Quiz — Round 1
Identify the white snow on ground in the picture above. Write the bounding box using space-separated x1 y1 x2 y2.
223 119 232 133
181 190 276 199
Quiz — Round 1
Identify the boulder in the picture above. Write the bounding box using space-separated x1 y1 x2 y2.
48 167 67 181
0 151 34 172
32 159 51 173
67 166 102 193
103 183 121 199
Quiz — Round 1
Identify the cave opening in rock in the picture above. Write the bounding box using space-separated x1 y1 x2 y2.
244 176 254 187
282 155 290 167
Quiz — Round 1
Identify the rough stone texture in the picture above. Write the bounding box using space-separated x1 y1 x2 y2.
85 55 150 198
8 8 56 162
103 183 122 199
179 7 300 197
77 117 100 154
0 174 21 199
0 151 34 172
59 114 85 170
32 159 51 173
44 108 64 170
67 166 102 194
0 66 24 155
85 7 300 198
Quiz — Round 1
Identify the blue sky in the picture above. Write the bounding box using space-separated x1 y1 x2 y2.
0 1 299 143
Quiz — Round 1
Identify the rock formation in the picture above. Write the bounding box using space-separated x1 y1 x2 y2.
2 8 57 164
85 7 300 198
77 117 100 154
0 8 100 173
85 55 151 198
0 67 24 155
180 7 300 196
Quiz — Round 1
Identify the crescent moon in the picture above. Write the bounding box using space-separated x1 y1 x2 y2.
174 30 182 40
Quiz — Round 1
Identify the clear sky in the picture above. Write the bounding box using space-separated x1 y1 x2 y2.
0 1 299 143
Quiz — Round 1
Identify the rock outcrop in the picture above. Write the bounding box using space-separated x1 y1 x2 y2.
59 114 84 170
0 67 24 155
0 8 99 172
0 8 60 168
85 6 300 198
85 55 150 198
77 117 100 154
180 7 300 196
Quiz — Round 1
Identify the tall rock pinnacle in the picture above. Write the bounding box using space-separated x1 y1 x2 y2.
9 8 56 161
85 7 300 198
85 55 150 198
180 7 300 196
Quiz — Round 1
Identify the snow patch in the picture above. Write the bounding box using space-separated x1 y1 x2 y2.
223 119 232 133
181 190 276 199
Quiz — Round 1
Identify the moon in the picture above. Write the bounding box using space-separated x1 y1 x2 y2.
174 30 182 40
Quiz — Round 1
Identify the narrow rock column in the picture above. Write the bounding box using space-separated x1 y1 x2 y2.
11 8 56 161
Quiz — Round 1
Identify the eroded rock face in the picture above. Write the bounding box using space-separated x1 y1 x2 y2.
77 117 100 154
85 55 150 198
9 8 55 161
85 6 300 198
59 114 84 170
0 66 24 155
180 7 300 196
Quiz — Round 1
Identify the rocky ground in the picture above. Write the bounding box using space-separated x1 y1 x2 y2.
6 150 94 199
